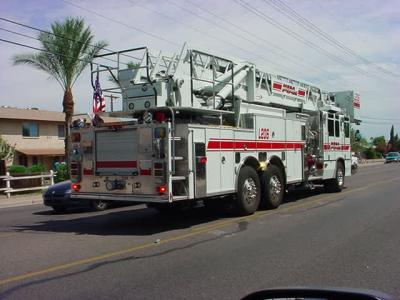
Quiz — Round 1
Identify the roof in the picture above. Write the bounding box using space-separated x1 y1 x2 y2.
0 106 123 123
16 148 65 156
0 107 64 122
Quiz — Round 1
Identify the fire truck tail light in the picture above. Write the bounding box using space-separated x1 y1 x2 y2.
198 156 207 164
154 112 166 123
71 183 81 191
157 185 167 194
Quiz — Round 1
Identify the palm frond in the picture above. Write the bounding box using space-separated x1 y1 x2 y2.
13 17 108 91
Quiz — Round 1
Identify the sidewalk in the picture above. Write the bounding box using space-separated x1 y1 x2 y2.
359 159 385 168
0 193 43 209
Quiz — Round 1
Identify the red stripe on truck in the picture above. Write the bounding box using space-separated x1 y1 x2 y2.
96 161 137 168
206 139 305 151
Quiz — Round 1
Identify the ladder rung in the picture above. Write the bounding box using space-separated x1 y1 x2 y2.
172 176 186 181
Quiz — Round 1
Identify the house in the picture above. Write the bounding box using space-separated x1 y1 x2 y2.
0 106 65 170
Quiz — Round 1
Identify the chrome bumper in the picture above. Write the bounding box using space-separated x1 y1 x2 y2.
70 192 170 203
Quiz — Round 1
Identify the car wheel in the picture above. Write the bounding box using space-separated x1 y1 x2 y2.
234 166 261 216
91 200 110 211
259 164 284 209
324 162 345 192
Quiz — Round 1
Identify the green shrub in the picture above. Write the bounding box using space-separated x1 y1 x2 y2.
363 147 379 159
7 165 28 174
29 164 47 173
55 163 69 183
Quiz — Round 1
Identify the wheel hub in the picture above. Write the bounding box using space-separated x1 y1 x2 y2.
269 175 282 202
243 178 257 205
337 169 344 186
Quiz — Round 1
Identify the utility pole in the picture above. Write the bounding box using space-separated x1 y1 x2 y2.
104 95 119 112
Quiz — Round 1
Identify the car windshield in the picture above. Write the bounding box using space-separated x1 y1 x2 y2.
387 152 399 157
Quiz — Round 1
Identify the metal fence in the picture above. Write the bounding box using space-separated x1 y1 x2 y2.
0 171 55 198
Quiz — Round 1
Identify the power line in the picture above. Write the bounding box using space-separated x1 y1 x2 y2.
264 0 400 78
183 0 333 82
131 0 293 75
61 0 180 47
0 26 126 66
163 0 347 88
0 37 113 70
0 16 143 64
0 37 110 72
176 0 370 92
234 0 393 83
66 0 300 77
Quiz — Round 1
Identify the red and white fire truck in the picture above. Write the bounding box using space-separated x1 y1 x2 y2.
69 46 361 215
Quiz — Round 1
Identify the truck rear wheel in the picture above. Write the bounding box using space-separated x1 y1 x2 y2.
235 166 260 215
259 165 284 209
324 162 345 192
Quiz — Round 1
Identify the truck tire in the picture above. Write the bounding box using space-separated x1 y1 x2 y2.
259 164 284 209
324 162 345 193
235 166 261 215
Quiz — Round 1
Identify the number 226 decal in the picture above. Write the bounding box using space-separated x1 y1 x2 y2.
258 128 270 140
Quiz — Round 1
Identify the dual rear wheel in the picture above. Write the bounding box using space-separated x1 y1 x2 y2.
235 165 284 215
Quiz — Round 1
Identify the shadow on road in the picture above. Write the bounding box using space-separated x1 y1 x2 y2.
14 186 334 237
15 205 227 236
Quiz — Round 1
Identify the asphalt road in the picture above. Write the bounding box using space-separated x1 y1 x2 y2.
0 163 399 299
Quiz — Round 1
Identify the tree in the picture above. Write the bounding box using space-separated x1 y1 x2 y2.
350 128 368 154
13 17 108 165
371 136 386 157
0 135 15 161
390 125 394 140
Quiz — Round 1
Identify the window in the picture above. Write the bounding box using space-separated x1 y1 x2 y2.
58 125 65 138
32 156 38 165
22 122 39 137
240 114 254 129
335 120 340 137
344 122 350 138
19 155 27 166
328 119 334 137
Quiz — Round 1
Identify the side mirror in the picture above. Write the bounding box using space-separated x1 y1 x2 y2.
242 288 393 300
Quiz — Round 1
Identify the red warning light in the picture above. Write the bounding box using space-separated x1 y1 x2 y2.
71 183 81 191
157 185 167 194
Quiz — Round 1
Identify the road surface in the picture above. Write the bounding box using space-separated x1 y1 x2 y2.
0 163 399 299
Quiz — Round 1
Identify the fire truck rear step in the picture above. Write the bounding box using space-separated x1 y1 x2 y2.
172 176 186 181
172 195 189 201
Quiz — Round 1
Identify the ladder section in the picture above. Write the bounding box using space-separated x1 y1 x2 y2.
170 133 189 200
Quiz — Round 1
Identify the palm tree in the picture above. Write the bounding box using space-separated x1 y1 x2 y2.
13 17 108 165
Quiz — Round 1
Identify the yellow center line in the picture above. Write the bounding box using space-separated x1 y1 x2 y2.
1 176 399 287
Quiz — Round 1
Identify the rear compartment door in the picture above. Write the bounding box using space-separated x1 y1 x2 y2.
95 129 138 175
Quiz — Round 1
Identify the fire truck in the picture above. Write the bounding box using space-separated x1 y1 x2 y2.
69 46 361 215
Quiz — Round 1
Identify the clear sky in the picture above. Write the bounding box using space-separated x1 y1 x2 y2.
0 0 399 139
